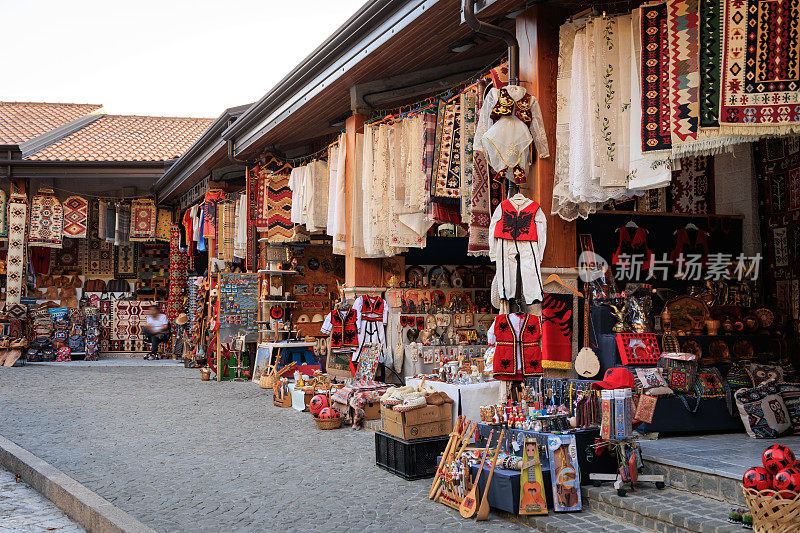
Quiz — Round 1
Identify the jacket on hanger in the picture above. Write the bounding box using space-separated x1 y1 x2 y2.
488 313 543 379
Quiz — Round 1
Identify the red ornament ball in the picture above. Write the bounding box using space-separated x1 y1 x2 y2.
763 444 796 475
309 394 329 416
318 407 340 419
743 467 773 491
773 466 800 498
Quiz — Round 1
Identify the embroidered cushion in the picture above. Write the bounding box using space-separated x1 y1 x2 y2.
634 368 673 396
748 363 784 386
735 382 792 439
661 367 695 394
777 358 799 383
776 384 800 435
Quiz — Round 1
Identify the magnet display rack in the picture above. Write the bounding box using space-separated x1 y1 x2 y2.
257 269 299 343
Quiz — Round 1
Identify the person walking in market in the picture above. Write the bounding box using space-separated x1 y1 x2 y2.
143 305 169 360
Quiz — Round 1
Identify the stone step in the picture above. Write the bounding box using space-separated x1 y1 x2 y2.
517 507 652 533
641 458 747 506
582 483 743 533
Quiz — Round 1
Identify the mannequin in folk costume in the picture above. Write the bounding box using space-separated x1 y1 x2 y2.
489 193 547 305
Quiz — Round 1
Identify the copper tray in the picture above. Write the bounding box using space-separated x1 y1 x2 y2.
665 295 711 333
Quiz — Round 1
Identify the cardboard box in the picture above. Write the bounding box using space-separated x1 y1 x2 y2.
333 400 381 421
380 404 452 440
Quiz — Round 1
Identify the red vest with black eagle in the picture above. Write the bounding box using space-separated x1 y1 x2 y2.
494 199 540 241
360 296 385 322
330 309 358 349
493 313 543 377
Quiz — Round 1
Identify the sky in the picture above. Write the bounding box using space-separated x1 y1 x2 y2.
1 0 367 118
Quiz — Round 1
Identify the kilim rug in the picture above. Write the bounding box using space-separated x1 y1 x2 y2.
245 165 263 269
50 238 81 272
61 196 88 238
432 101 462 200
468 150 491 257
459 88 477 221
108 300 152 353
165 226 191 320
248 165 270 231
97 200 106 240
715 0 800 134
80 238 113 276
28 189 63 248
699 0 723 127
138 242 169 280
667 0 749 156
0 189 7 240
154 208 172 242
221 199 236 262
755 137 800 335
641 2 673 153
114 243 139 278
671 156 714 214
129 199 157 241
267 172 295 242
105 203 116 243
6 193 27 304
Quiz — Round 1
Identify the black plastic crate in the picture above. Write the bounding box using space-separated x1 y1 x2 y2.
375 431 450 480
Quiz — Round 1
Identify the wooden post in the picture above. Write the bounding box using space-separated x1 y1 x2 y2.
516 5 576 269
344 113 383 288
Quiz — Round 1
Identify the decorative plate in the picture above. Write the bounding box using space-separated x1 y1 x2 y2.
307 258 319 271
405 266 424 288
453 266 470 288
754 308 774 329
679 339 703 358
428 265 451 289
707 339 730 364
665 296 710 333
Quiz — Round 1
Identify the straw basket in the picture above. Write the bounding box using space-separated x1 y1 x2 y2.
313 415 343 430
742 485 800 533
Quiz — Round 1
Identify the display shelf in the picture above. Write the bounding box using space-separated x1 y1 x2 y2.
257 269 298 275
259 299 299 304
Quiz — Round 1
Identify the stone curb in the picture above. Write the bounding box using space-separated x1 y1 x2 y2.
0 434 156 533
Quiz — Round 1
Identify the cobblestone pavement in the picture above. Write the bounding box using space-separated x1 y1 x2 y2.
0 466 84 532
0 364 543 532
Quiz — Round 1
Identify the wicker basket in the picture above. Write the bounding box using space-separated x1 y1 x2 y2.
742 485 800 533
313 415 343 430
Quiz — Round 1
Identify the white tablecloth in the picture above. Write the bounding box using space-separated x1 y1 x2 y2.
405 378 503 424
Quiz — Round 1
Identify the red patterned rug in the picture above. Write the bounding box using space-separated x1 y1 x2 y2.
267 172 295 242
641 2 672 153
129 199 157 241
108 300 153 353
166 226 192 320
61 196 88 238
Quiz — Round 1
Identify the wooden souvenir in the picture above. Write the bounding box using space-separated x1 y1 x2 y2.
459 433 493 517
547 434 582 512
519 438 548 515
475 428 504 521
665 295 710 333
575 285 600 378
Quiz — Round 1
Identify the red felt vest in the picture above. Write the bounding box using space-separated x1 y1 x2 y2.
330 309 359 349
360 296 384 322
493 199 541 241
493 314 543 378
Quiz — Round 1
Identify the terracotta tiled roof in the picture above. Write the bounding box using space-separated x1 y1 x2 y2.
0 101 103 145
27 115 216 162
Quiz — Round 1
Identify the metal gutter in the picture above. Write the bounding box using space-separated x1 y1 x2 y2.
222 0 431 155
0 159 168 168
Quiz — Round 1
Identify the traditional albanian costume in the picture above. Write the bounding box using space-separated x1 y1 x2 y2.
489 195 547 305
487 313 543 380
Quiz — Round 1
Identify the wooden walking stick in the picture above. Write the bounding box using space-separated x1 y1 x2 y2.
429 415 464 499
459 429 494 518
434 422 476 502
475 429 505 521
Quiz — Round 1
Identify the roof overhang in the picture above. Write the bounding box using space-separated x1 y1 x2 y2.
222 0 527 160
154 104 251 203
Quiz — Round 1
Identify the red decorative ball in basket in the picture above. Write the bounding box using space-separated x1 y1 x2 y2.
764 445 796 476
309 394 329 416
774 467 800 499
744 467 773 492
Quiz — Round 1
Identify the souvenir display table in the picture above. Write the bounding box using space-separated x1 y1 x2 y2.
405 378 503 423
475 424 617 484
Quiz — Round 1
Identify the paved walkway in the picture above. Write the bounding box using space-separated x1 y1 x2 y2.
0 466 84 532
0 364 531 532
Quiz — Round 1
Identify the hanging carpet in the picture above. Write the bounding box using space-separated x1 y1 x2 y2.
267 172 296 242
28 189 63 248
61 195 88 238
129 199 157 241
50 238 81 272
0 189 8 240
80 238 113 276
114 243 139 278
107 300 153 353
432 100 462 200
166 226 192 320
671 156 714 214
154 208 172 242
6 193 27 304
640 3 673 153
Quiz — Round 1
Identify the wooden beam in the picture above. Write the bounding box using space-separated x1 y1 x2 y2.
344 114 383 287
516 5 575 268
